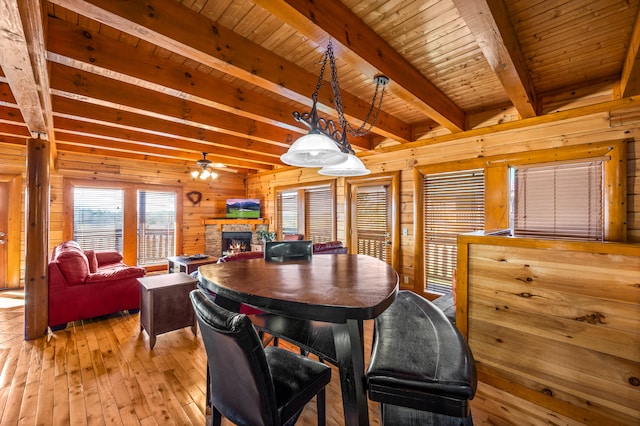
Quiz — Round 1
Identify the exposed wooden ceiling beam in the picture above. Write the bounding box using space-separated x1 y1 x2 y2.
49 62 299 146
452 0 538 118
51 96 288 159
0 0 53 143
54 142 256 177
54 133 269 173
0 120 31 138
46 17 305 133
53 115 281 169
253 0 466 133
619 4 640 98
47 0 412 144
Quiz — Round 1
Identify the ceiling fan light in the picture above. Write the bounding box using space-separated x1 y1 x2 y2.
199 169 211 179
280 130 348 167
318 153 371 176
191 170 200 178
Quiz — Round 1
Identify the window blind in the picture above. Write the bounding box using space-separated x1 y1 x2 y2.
355 185 390 262
73 187 124 252
137 190 177 266
305 187 333 243
513 161 603 240
424 170 485 294
277 191 299 236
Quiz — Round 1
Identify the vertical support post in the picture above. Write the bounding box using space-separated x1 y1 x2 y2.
24 137 50 340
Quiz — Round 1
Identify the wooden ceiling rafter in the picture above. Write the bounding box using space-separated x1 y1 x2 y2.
53 134 265 174
49 62 299 145
47 0 412 145
51 96 287 159
252 0 466 133
618 3 640 98
52 142 251 175
452 0 538 119
56 116 280 170
47 18 303 133
0 0 54 148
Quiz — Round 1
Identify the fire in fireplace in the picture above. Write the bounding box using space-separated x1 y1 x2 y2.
221 231 252 256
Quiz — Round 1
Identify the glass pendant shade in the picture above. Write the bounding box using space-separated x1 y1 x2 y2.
280 130 348 167
318 153 371 176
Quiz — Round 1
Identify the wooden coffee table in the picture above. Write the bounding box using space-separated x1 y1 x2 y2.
167 255 218 274
138 273 198 349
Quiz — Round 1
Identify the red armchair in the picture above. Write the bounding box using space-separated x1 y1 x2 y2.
48 241 146 330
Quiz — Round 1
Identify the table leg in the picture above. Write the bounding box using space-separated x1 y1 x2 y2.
332 319 369 426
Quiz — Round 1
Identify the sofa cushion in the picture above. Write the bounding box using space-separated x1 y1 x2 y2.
96 251 124 266
85 266 146 284
84 250 98 273
313 241 347 254
56 248 90 286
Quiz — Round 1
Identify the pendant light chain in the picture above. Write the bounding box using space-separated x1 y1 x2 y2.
324 41 387 137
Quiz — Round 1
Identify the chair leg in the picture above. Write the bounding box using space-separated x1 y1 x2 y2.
316 388 326 426
211 406 222 426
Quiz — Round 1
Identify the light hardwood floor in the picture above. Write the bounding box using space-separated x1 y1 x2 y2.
0 289 567 425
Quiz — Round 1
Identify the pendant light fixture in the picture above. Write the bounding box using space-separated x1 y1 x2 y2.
281 40 388 176
191 152 219 180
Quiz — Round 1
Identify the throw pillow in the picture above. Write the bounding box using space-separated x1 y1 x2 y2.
84 250 98 273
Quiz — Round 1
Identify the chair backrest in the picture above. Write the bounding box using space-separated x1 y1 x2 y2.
190 290 279 425
264 240 312 262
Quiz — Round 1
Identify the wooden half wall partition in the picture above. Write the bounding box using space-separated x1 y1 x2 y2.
456 234 640 425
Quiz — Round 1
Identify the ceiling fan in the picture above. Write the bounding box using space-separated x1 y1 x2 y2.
191 152 227 179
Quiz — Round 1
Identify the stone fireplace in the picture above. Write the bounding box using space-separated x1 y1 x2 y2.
204 219 270 257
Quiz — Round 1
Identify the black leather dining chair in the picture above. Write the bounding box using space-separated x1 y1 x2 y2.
190 289 331 426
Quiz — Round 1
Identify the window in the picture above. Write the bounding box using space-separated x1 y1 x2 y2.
305 187 333 243
423 170 485 294
511 161 603 240
276 183 335 243
278 191 299 235
137 190 177 266
73 187 124 252
354 185 390 262
66 179 181 267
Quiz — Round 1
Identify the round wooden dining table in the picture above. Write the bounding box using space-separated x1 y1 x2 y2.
198 254 399 426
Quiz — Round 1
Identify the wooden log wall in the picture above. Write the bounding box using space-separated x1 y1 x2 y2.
456 234 640 425
0 146 247 286
247 98 640 291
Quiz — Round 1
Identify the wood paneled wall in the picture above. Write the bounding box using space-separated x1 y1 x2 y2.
247 99 640 289
0 146 247 286
457 234 640 425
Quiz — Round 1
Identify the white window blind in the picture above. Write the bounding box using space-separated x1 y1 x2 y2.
424 170 485 294
305 187 333 243
73 187 124 252
513 161 603 240
277 191 299 236
137 190 177 266
355 185 390 262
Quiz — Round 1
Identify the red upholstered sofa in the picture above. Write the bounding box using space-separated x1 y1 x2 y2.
48 241 146 330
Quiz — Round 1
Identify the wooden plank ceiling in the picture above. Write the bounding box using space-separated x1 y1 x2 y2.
1 0 639 176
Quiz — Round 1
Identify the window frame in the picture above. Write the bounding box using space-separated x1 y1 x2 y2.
274 180 336 243
63 178 183 270
413 140 627 298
